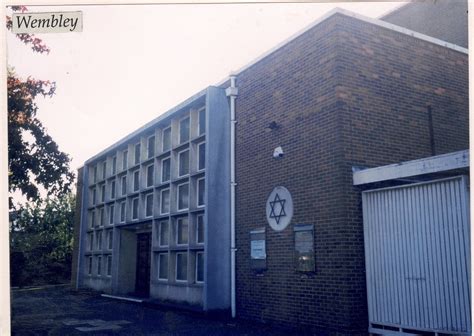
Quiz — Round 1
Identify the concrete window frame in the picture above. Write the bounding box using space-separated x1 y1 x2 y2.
147 134 155 159
88 233 94 251
121 175 127 196
146 164 154 187
133 170 140 192
98 207 104 227
145 193 153 218
158 253 169 281
112 156 117 175
106 255 112 277
134 142 141 165
96 230 102 250
120 201 126 223
160 189 170 215
89 210 95 228
162 126 171 152
178 149 190 177
110 180 116 200
131 197 139 221
176 216 188 246
196 214 204 245
87 256 93 275
97 256 102 276
179 115 190 145
161 158 171 183
195 251 204 283
198 107 206 136
197 142 205 171
175 252 187 282
108 204 114 225
197 177 205 208
107 230 113 250
102 161 107 180
122 149 128 171
100 184 105 203
177 182 189 211
158 220 169 247
91 187 96 206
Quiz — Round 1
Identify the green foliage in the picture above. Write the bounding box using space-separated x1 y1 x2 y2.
10 195 75 287
7 6 75 207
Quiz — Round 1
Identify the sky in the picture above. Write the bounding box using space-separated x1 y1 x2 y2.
6 2 404 176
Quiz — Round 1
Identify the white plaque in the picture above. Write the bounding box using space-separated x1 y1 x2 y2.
251 240 266 259
266 186 293 231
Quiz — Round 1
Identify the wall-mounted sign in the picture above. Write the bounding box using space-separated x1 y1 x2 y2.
294 224 315 272
266 186 293 231
251 240 266 259
250 228 266 270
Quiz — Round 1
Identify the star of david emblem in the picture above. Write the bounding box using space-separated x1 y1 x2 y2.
268 193 287 224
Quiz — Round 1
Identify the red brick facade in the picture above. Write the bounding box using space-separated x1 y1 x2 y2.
234 13 468 335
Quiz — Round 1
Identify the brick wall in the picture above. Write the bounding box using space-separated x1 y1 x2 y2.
234 12 468 335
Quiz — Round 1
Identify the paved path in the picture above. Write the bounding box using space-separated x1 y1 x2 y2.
11 286 295 336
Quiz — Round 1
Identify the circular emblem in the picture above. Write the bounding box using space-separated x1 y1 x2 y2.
266 186 293 231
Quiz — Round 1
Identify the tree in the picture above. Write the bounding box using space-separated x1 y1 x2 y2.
10 194 76 287
7 6 75 207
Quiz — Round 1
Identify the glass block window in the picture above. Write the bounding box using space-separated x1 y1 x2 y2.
133 170 140 192
121 176 127 195
145 193 153 217
99 207 104 227
88 256 93 275
102 161 106 180
134 143 141 165
107 255 112 276
111 180 116 199
177 183 189 211
97 256 102 276
100 184 105 203
109 205 114 225
120 201 126 222
198 109 205 136
198 142 205 171
132 197 139 220
146 164 154 187
176 217 188 245
161 158 171 183
196 214 204 244
162 127 171 152
176 253 187 281
97 231 102 250
147 135 155 159
160 189 170 214
122 150 128 170
179 117 190 144
196 252 204 283
158 253 168 280
178 150 189 177
159 221 169 247
112 156 117 175
197 178 205 207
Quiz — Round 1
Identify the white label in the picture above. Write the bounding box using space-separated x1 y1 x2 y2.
251 240 266 259
12 12 83 34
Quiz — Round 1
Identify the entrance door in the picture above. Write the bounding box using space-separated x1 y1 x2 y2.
135 232 151 297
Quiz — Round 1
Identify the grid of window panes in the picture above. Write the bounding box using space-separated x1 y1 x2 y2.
85 106 206 284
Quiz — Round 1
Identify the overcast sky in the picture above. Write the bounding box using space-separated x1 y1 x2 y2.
7 2 403 175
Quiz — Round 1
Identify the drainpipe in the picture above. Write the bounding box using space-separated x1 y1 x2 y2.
225 74 238 318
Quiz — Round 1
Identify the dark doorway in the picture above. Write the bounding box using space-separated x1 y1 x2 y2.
135 232 151 297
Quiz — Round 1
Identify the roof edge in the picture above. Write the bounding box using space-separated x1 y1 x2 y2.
216 6 467 86
85 87 208 165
